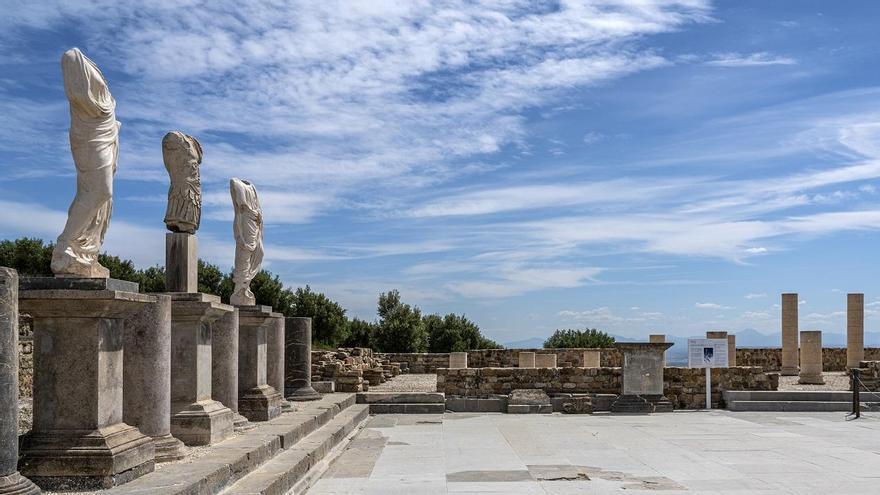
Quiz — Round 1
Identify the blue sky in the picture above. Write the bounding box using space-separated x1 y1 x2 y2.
2 1 880 343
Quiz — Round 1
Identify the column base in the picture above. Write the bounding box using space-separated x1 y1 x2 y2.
153 434 186 463
239 385 283 422
0 472 41 495
19 423 154 490
233 413 256 432
798 375 825 385
287 385 322 401
170 400 234 446
780 366 799 376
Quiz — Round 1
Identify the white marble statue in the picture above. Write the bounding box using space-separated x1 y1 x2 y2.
162 131 203 234
51 47 120 278
230 178 264 306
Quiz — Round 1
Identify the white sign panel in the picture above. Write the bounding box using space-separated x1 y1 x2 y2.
688 339 728 369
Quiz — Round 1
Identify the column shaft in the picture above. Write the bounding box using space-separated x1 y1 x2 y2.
781 293 799 375
284 317 320 401
847 293 864 369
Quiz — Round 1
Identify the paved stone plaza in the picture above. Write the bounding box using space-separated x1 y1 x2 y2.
310 411 880 494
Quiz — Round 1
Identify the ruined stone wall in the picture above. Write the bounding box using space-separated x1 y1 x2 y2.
378 352 450 373
437 366 776 410
736 348 880 372
381 348 621 372
18 314 33 398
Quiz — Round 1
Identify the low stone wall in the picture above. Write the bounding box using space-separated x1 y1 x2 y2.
437 366 776 410
381 347 621 373
737 348 880 372
379 353 450 373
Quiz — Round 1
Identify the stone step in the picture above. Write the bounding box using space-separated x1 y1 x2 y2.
368 403 446 414
726 400 853 412
724 390 853 402
219 404 369 495
356 392 445 404
103 394 356 495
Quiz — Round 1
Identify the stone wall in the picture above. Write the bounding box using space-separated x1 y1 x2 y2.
18 314 33 398
736 347 880 372
437 366 776 410
381 347 621 373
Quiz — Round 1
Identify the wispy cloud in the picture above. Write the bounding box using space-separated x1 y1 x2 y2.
695 302 731 310
705 52 797 67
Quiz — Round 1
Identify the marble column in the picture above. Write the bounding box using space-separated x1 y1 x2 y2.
518 351 536 368
18 278 155 490
238 305 283 421
847 293 864 369
124 294 183 462
583 350 601 368
798 331 824 385
449 352 468 369
284 317 320 401
0 268 40 495
781 293 799 376
535 353 557 368
727 335 737 366
168 293 234 446
649 334 666 366
267 315 291 412
212 308 252 430
610 342 674 413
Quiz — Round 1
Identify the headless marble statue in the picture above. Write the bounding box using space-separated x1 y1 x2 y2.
51 48 120 278
230 178 264 306
162 131 203 234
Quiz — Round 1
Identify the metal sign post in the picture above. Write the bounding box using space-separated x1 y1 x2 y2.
688 338 729 410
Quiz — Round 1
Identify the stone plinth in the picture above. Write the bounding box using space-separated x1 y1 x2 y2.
583 350 600 368
165 233 197 293
124 295 183 462
798 331 824 385
212 309 251 430
649 334 666 366
237 305 283 421
267 315 291 412
168 293 234 446
518 352 536 368
848 293 864 369
449 352 468 369
284 317 320 401
535 353 557 368
781 293 799 375
611 342 674 413
0 268 40 495
17 279 155 489
727 335 737 366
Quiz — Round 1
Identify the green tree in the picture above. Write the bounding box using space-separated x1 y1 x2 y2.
198 260 234 301
543 328 615 348
373 290 427 352
0 238 53 276
289 285 347 346
251 270 294 314
139 266 166 293
342 317 376 348
424 312 502 352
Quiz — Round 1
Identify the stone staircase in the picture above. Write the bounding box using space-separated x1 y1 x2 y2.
104 394 368 495
356 392 446 413
723 390 873 412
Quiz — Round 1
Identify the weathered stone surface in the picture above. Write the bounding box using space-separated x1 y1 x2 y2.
165 233 197 293
508 389 551 406
799 331 824 385
781 293 799 375
313 381 335 394
582 350 600 368
238 305 283 421
0 268 40 494
18 277 137 292
518 351 536 368
727 335 737 366
284 317 320 401
561 396 593 414
848 293 864 369
381 348 624 372
267 316 290 412
449 352 468 369
535 353 557 368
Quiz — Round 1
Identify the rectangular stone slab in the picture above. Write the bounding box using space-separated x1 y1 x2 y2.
19 277 138 293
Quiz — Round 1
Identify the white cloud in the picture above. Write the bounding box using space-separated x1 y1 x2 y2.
745 293 767 299
705 52 797 67
695 302 731 309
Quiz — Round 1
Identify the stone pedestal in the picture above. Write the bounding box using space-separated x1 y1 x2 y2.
0 268 40 495
449 352 468 369
518 352 536 368
781 293 799 375
165 233 197 293
649 334 666 366
238 306 283 421
611 342 674 413
847 293 864 370
284 317 321 401
17 278 155 490
168 293 234 446
535 353 557 368
212 309 252 430
582 350 600 368
727 335 736 366
798 331 824 385
124 295 184 462
267 316 292 412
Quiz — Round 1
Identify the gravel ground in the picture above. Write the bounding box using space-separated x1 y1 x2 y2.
777 371 851 391
369 373 437 392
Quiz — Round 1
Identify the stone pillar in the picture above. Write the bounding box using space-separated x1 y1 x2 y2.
18 278 155 490
0 268 40 495
847 293 864 370
781 293 799 376
284 317 320 401
449 352 468 369
535 353 557 368
611 342 674 413
168 293 234 446
727 335 736 366
212 308 252 431
798 331 824 384
124 295 184 462
583 350 600 368
165 233 197 293
267 315 291 412
518 351 536 368
238 305 283 421
649 334 666 366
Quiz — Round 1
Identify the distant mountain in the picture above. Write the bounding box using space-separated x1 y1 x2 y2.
501 337 545 349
